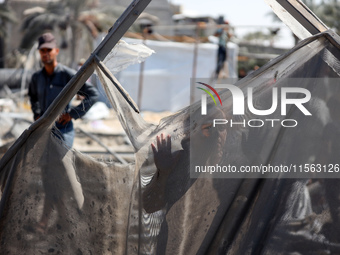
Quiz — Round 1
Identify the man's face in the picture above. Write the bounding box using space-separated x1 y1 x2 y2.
39 47 59 65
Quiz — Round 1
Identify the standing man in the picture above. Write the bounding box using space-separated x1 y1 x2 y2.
28 32 99 147
214 21 231 79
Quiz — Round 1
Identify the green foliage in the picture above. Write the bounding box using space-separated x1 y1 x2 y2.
269 0 340 34
243 31 272 42
241 29 280 45
0 4 17 38
19 1 125 50
312 0 340 33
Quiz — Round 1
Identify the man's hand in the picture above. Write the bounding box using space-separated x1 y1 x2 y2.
143 134 181 213
57 112 72 125
151 134 180 177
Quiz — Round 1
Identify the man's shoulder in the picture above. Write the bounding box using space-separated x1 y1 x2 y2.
31 68 45 81
32 68 43 76
56 63 77 76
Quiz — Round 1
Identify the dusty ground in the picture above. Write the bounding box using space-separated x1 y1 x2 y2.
69 110 172 163
0 100 174 163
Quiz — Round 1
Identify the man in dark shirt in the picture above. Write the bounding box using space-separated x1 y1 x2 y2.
214 21 231 79
28 32 99 147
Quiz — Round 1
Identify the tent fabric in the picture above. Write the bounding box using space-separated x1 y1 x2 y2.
1 30 340 254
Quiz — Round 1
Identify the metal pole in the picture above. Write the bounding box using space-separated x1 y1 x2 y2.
77 127 128 165
137 30 147 109
190 23 199 105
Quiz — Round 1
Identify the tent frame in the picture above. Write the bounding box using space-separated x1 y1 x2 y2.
265 0 328 40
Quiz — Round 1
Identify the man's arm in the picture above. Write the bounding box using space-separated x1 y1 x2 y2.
68 81 99 120
143 134 180 213
28 73 41 120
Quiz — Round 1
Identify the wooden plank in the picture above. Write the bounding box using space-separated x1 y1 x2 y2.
264 0 328 40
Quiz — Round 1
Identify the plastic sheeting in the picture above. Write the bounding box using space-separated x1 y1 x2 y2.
103 40 155 74
1 30 340 254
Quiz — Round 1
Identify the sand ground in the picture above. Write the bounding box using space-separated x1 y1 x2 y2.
0 101 173 163
72 110 173 163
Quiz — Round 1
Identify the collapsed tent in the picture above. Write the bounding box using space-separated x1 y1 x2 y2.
1 0 340 254
1 29 340 254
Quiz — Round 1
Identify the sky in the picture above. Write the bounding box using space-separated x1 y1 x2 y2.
171 0 296 48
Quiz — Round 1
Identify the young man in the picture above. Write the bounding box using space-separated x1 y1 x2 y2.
28 32 99 147
214 22 231 79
